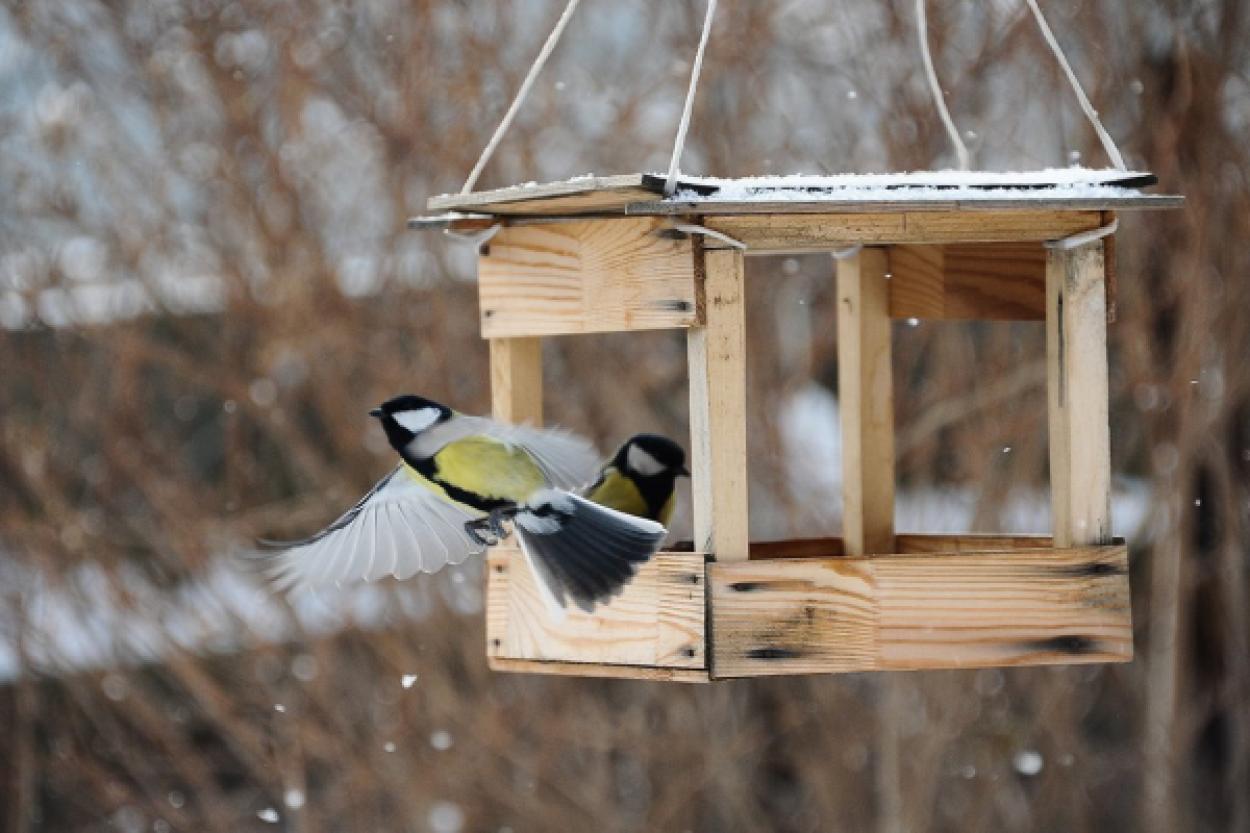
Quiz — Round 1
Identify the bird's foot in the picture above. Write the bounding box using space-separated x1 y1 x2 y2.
487 508 516 539
464 519 499 548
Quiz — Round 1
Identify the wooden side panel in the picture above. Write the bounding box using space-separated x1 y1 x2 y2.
889 243 1046 320
486 548 706 669
687 249 751 562
488 337 543 425
703 211 1103 252
708 545 1132 678
1047 242 1112 547
837 247 896 555
478 218 698 337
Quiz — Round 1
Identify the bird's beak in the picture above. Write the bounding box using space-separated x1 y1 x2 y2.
369 407 383 418
679 465 691 477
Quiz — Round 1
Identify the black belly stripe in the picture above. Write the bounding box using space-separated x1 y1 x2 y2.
403 451 515 513
635 473 676 520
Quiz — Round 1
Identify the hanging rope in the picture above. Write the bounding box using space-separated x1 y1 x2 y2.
1045 216 1118 250
916 0 970 171
460 0 583 194
663 0 718 197
1024 0 1127 171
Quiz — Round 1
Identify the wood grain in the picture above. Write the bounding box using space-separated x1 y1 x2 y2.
701 210 1105 252
429 174 662 215
889 243 1046 320
837 247 896 555
687 249 751 562
708 544 1132 678
488 337 543 425
1047 241 1113 547
477 218 698 337
485 548 707 669
487 657 710 683
746 533 1067 559
633 197 1183 216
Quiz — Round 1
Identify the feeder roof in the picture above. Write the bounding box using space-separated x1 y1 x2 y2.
419 169 1181 222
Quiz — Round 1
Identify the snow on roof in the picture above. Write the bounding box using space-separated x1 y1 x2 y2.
668 168 1157 203
424 168 1180 217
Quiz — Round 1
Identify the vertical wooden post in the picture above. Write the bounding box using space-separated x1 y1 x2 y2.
837 247 896 555
489 337 543 425
688 249 750 561
1047 241 1112 547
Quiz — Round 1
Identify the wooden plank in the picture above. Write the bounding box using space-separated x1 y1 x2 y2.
485 548 706 668
699 210 1105 252
708 544 1133 677
488 337 543 425
429 174 659 215
431 172 1179 217
1102 210 1118 323
894 533 1055 553
1047 241 1113 547
407 213 497 231
888 243 1046 320
487 657 710 683
687 248 751 562
631 195 1183 216
477 218 698 337
746 533 1062 559
837 247 895 555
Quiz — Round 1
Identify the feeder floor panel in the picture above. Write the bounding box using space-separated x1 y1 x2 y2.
485 535 1132 682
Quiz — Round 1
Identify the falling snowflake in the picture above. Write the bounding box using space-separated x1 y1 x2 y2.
1013 750 1044 776
402 674 418 689
429 801 465 833
258 808 279 823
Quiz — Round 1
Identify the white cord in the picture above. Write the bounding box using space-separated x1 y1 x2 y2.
916 0 970 171
1024 0 1127 171
443 224 501 248
460 0 583 194
668 222 747 250
664 0 719 197
1045 217 1118 250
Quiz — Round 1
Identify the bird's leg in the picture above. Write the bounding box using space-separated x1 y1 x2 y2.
463 518 498 548
487 507 518 539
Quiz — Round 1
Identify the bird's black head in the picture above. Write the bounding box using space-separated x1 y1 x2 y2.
614 434 690 481
369 394 452 451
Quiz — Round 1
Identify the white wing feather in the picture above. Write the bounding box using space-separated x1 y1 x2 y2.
257 465 486 591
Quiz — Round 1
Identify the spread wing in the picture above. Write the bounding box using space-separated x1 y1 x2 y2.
414 415 601 491
250 465 485 592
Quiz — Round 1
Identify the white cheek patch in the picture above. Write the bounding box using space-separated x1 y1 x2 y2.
393 407 442 434
627 444 666 477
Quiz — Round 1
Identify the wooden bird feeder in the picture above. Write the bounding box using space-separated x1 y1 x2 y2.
413 170 1181 682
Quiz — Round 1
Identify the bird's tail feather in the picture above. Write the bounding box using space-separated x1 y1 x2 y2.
514 490 666 613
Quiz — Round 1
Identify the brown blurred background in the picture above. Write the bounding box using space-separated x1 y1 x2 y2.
1 1 1246 831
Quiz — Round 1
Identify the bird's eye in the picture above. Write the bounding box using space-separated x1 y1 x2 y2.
392 407 442 433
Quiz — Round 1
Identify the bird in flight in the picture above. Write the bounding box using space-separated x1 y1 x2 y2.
254 395 667 612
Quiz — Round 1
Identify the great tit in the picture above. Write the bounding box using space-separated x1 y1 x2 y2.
584 434 689 526
256 395 667 612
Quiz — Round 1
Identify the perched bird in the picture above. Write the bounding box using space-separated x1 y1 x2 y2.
584 434 689 526
255 395 667 612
